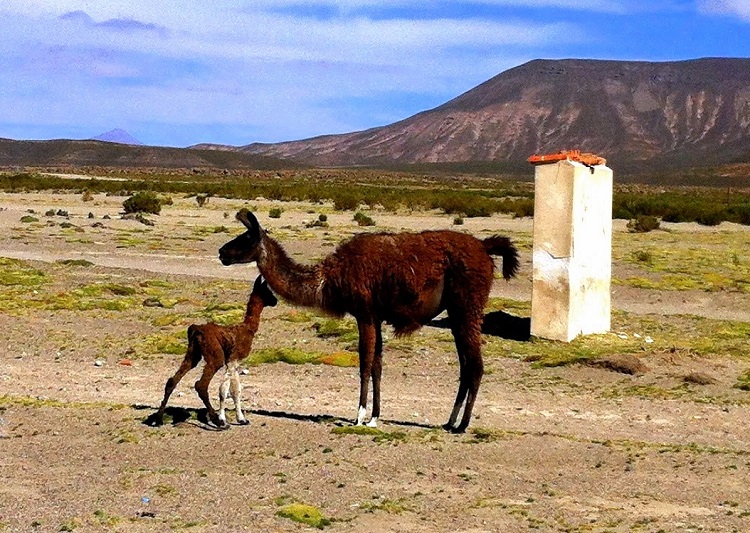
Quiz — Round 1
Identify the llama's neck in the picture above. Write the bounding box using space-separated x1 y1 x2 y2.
242 297 265 332
257 236 323 309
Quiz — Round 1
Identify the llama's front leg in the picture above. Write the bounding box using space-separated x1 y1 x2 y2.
218 365 231 426
356 320 377 426
230 364 249 425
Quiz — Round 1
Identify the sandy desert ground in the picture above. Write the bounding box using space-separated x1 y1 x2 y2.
0 189 749 532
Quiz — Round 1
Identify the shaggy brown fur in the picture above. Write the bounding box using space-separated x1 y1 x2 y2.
149 275 277 428
219 209 519 433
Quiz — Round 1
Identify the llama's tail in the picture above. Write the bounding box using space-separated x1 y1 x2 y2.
186 324 205 367
483 236 520 281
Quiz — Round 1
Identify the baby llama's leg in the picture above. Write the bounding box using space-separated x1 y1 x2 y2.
229 362 249 425
218 365 231 426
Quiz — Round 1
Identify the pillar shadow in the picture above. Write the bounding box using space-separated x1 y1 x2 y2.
430 310 531 341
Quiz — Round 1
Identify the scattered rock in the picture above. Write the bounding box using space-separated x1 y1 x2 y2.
589 354 649 375
683 372 718 385
118 359 133 366
142 297 164 308
94 360 105 367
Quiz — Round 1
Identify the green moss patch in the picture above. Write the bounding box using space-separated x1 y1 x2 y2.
276 503 331 529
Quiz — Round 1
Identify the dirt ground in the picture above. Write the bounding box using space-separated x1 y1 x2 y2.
0 190 749 532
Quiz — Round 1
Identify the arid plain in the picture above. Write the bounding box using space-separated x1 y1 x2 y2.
1 188 749 532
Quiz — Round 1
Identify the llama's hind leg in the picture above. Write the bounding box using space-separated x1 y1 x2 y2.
196 361 226 429
151 345 200 426
445 314 484 433
367 324 383 428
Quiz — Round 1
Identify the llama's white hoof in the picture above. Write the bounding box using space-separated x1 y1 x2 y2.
366 418 378 428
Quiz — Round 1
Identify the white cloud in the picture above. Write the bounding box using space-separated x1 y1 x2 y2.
698 0 750 21
0 1 591 144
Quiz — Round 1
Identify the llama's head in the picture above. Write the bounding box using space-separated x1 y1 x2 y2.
252 275 278 307
219 209 264 266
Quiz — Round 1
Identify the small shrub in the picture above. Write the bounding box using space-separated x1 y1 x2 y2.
82 190 94 202
196 194 209 207
318 213 328 223
123 192 162 215
632 249 654 264
20 215 38 223
353 211 375 226
627 215 660 233
269 207 283 219
45 209 56 217
696 209 724 227
333 192 360 211
453 216 464 225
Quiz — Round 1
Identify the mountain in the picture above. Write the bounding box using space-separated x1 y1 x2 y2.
239 58 750 169
92 128 142 145
0 138 303 171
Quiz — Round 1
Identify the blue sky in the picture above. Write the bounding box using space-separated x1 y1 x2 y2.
0 1 748 147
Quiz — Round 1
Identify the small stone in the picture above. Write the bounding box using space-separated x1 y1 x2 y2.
94 360 105 367
589 354 649 375
683 372 718 386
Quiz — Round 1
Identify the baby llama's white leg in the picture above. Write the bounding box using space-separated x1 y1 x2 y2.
229 362 249 425
218 366 231 426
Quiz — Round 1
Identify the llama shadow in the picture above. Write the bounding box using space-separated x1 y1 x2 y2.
430 310 531 341
138 405 226 430
248 409 438 430
136 404 440 432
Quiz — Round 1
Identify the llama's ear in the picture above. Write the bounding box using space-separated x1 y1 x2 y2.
236 209 262 239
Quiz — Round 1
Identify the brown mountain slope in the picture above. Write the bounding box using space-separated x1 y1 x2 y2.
0 138 302 171
241 58 750 169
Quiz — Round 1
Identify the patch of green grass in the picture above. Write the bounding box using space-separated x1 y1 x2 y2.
276 503 331 529
318 351 359 367
94 509 123 527
482 305 750 367
0 258 48 287
0 394 129 410
280 310 315 323
58 518 81 531
468 427 515 443
153 483 177 497
139 333 186 355
613 231 750 293
248 347 324 366
331 426 408 444
199 302 245 325
359 497 411 514
735 369 750 391
313 318 359 343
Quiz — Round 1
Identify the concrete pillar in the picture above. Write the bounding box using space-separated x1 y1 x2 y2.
530 159 613 342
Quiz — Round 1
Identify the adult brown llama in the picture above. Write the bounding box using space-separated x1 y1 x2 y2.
219 209 519 433
149 275 277 428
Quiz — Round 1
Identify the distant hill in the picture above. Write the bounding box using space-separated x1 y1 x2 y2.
0 138 303 171
92 129 142 145
238 57 750 170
